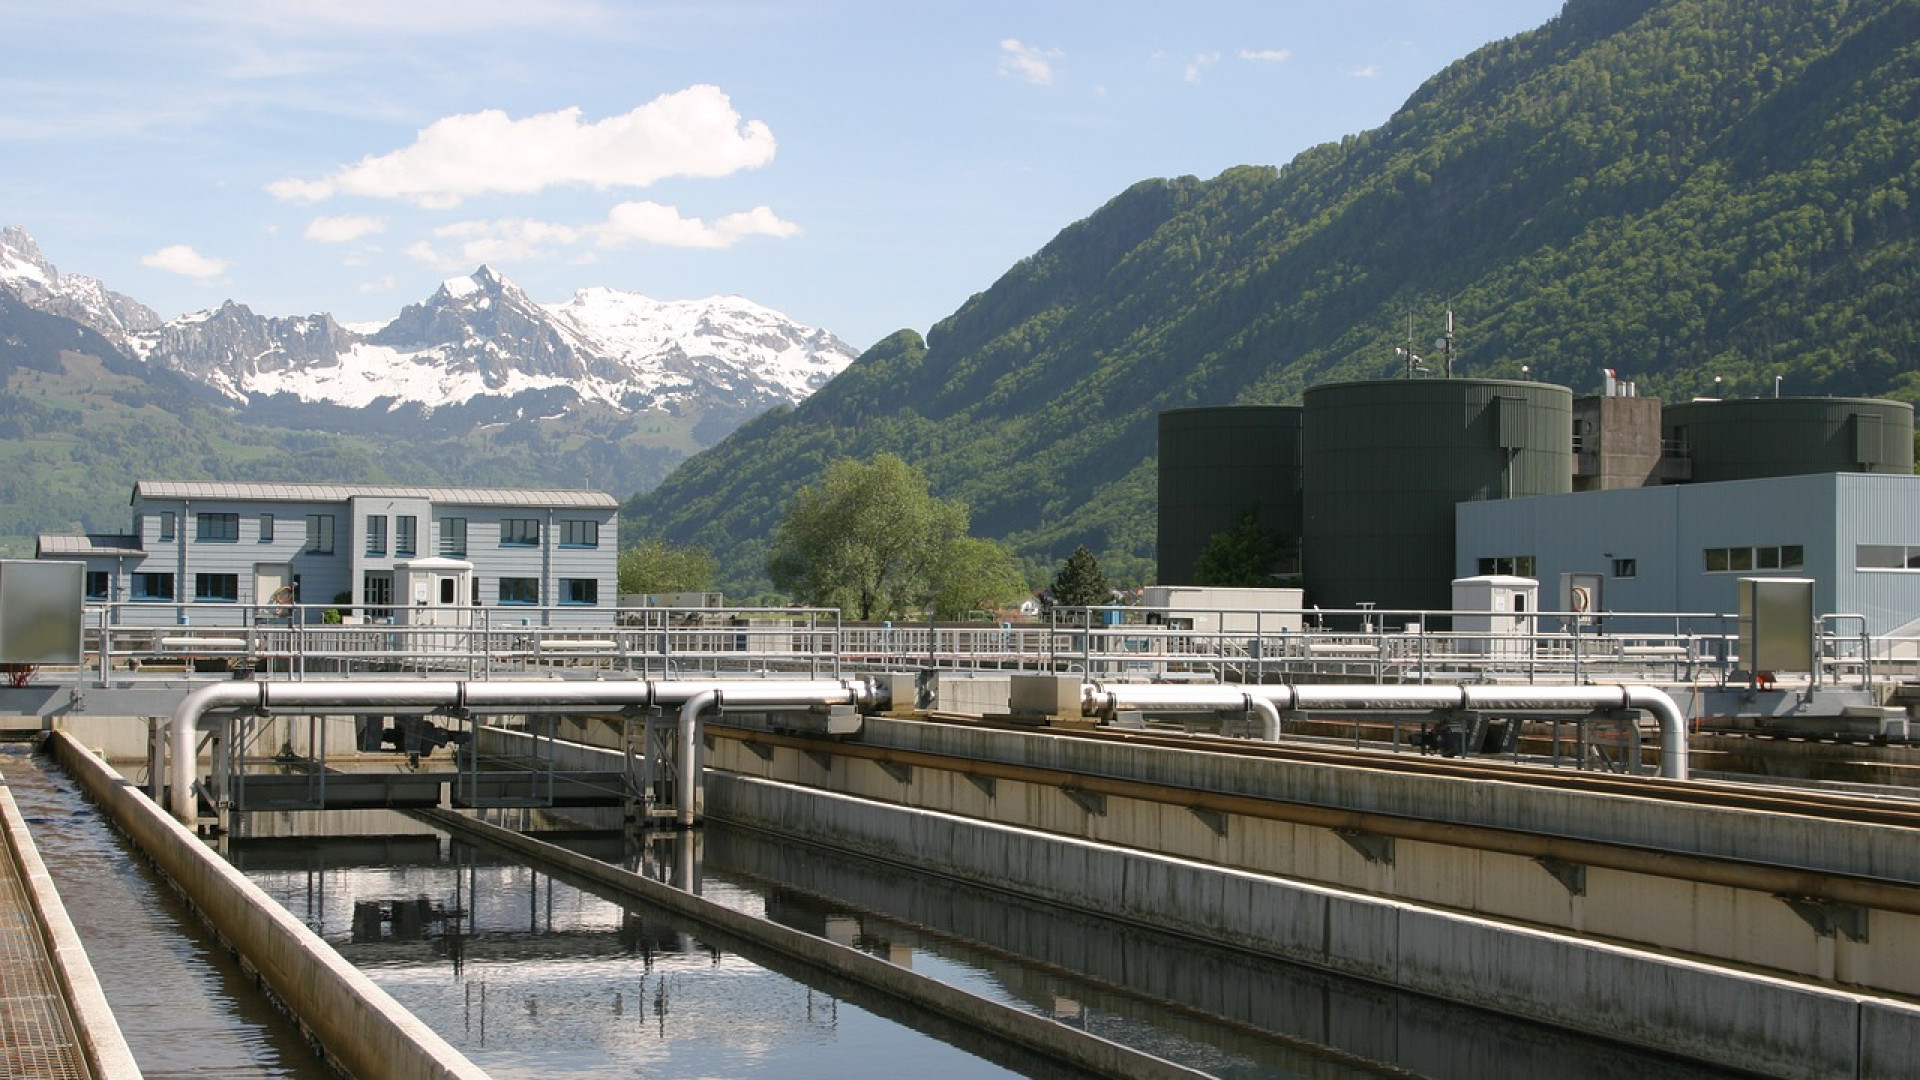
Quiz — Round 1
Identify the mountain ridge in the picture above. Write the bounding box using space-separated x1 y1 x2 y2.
626 0 1920 597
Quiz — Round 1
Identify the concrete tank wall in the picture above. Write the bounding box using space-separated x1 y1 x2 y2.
1156 406 1303 586
708 771 1920 1080
1302 379 1572 615
1664 396 1915 483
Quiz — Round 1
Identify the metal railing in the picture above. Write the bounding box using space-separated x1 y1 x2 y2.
45 600 1914 690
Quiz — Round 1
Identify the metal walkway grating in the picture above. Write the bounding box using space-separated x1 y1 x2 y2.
0 816 89 1080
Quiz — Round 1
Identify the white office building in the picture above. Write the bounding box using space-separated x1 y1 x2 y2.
38 481 619 628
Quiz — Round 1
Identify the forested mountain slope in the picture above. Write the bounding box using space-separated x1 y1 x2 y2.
628 0 1920 595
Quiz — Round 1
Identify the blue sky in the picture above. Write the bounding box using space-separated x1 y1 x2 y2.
4 0 1567 350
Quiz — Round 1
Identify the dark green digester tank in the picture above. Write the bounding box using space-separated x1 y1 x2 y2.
1302 378 1572 616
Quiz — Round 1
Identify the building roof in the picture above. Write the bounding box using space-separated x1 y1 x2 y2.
37 533 144 557
130 481 619 510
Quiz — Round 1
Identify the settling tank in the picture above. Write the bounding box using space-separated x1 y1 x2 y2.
1663 397 1914 483
1303 379 1572 616
1156 406 1303 586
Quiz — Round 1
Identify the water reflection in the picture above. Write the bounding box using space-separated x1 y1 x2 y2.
231 819 1042 1080
230 809 1754 1080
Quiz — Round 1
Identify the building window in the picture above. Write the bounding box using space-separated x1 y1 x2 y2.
499 577 540 605
1859 544 1920 570
560 520 599 547
260 513 275 543
1707 545 1803 573
158 512 176 542
501 519 540 547
364 572 393 620
440 517 467 557
132 573 174 601
560 578 599 605
396 515 417 558
1611 558 1637 579
84 572 110 601
194 573 239 602
197 512 239 542
306 514 335 554
1476 556 1536 577
366 515 387 556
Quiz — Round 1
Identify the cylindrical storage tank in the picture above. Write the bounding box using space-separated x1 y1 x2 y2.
1156 406 1303 585
1663 397 1914 483
1303 379 1572 616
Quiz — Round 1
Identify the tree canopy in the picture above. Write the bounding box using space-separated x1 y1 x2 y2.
1048 545 1112 609
766 453 969 620
1193 511 1292 587
618 538 716 597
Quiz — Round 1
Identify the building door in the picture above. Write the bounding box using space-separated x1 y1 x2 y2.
254 563 294 615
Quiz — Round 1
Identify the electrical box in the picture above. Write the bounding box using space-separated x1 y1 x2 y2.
1738 577 1814 674
0 560 84 665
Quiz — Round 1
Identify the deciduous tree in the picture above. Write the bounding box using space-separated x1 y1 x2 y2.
767 454 966 620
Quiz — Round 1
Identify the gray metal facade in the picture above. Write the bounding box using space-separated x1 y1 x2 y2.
1155 405 1303 585
41 482 618 628
1455 472 1920 635
1303 379 1572 616
1663 397 1915 483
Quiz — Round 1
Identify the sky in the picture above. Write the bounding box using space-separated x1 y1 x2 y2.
3 0 1568 351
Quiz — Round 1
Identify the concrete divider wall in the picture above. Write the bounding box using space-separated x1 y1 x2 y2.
847 717 1920 884
0 783 142 1080
709 771 1920 1080
44 732 491 1080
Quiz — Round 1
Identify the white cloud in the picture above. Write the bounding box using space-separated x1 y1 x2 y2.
1185 52 1223 83
998 39 1059 85
1238 48 1292 63
1350 64 1380 78
601 201 802 249
140 244 227 280
405 218 586 267
402 200 798 268
304 214 387 243
268 85 777 207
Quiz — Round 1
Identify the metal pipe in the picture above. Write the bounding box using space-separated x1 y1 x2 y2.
1085 681 1689 780
678 690 718 828
167 678 874 825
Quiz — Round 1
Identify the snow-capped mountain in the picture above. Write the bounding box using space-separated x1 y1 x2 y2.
0 226 162 346
0 227 857 421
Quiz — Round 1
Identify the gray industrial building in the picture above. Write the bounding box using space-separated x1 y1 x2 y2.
1158 379 1917 630
1456 471 1920 636
37 481 619 627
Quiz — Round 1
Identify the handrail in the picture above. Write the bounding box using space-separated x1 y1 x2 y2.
63 601 1920 690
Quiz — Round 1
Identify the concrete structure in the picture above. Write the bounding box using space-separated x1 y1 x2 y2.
46 731 492 1080
1456 471 1920 636
1572 385 1685 489
1156 405 1303 585
1302 378 1572 614
37 481 618 628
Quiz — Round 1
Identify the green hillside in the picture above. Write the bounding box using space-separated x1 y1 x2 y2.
626 0 1920 599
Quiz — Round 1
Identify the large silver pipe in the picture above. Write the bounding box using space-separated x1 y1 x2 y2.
1086 681 1688 780
167 678 873 825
